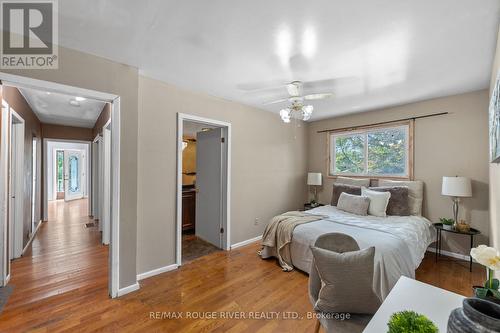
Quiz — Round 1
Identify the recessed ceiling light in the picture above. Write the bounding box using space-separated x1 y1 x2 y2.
69 100 80 107
75 96 86 101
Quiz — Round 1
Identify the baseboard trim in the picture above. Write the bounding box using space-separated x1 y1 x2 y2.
117 282 140 297
22 220 43 256
231 235 261 250
137 264 179 281
426 247 474 262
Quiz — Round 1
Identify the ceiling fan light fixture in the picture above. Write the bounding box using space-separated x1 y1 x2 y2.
302 105 313 121
280 108 291 123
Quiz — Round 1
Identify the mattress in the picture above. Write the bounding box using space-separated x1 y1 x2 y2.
261 205 435 299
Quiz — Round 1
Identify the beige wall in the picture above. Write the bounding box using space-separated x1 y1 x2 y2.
308 90 490 255
1 45 139 289
41 123 94 141
92 103 111 138
489 25 500 278
137 76 308 274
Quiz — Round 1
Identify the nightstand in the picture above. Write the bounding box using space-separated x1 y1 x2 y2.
303 203 324 211
433 223 480 272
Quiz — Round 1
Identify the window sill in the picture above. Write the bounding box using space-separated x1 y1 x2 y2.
327 174 411 181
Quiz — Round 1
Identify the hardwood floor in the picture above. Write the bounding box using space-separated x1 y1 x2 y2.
0 202 485 332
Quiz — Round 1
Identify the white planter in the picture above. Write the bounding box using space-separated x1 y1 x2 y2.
443 224 453 230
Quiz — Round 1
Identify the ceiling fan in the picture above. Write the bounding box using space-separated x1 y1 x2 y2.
262 81 334 123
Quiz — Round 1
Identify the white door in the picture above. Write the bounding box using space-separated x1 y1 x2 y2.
102 128 111 245
9 115 24 260
1 101 10 285
195 128 223 248
31 138 37 232
64 150 84 201
8 122 16 260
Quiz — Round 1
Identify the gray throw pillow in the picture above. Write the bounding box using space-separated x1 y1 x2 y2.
331 184 361 206
337 193 370 216
369 186 410 216
310 246 381 314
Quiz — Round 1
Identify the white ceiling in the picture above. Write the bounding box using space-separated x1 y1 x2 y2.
57 0 500 120
19 87 106 128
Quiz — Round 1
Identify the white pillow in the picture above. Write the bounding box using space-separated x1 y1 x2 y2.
378 179 423 216
361 187 391 217
335 176 370 187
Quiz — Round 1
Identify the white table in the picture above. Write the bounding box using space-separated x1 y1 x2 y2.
363 276 464 332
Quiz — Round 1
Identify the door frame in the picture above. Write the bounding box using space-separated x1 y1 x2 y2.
0 99 10 285
0 73 122 298
43 139 90 216
176 113 231 266
9 108 24 260
91 135 101 223
102 119 111 245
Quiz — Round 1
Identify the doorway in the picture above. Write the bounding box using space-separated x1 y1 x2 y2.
9 108 24 260
0 73 122 297
176 114 231 265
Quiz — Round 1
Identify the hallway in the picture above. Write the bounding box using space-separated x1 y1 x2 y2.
0 199 109 331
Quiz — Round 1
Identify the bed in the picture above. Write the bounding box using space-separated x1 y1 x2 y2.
260 205 435 300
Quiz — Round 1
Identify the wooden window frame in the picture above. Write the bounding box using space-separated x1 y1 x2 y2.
326 120 414 180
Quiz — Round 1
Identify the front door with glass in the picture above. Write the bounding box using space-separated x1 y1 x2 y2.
64 150 84 201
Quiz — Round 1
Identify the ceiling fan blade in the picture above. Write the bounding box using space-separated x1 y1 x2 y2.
286 81 302 97
262 98 290 105
304 93 334 100
302 77 359 91
236 80 288 91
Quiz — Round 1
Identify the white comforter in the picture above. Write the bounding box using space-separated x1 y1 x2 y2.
262 205 435 299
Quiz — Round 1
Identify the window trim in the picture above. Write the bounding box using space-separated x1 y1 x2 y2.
327 120 414 180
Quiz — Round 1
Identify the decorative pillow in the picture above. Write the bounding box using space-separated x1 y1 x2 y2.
337 193 370 216
310 246 381 314
361 187 391 217
335 176 371 187
331 184 361 206
369 186 410 216
378 180 424 216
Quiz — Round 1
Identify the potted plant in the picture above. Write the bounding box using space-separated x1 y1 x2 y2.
439 218 454 230
470 245 500 304
387 310 438 333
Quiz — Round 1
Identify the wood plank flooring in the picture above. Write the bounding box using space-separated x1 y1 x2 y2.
0 199 485 332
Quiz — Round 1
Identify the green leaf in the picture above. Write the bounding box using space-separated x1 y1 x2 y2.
387 310 438 333
490 289 500 299
492 279 500 290
484 278 500 290
475 287 489 298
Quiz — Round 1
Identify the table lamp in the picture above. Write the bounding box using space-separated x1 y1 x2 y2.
307 172 322 206
441 176 472 229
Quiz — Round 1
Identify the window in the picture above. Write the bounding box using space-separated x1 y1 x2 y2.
56 150 64 192
329 123 412 178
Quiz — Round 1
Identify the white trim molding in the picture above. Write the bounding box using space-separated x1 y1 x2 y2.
231 235 262 250
0 73 122 299
426 247 475 262
22 219 43 255
117 282 140 297
176 113 232 266
137 264 179 281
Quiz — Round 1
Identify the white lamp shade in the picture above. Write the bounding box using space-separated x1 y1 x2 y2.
307 172 322 186
442 176 472 197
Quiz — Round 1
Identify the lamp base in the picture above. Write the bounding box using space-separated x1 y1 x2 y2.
452 197 459 229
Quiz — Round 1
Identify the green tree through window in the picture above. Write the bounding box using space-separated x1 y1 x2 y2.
56 150 64 192
334 134 364 174
330 125 409 177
